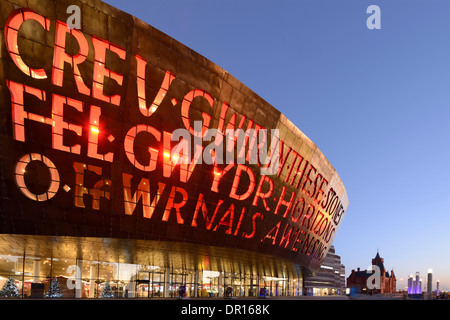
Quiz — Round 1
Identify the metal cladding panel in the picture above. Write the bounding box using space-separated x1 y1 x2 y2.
0 0 348 273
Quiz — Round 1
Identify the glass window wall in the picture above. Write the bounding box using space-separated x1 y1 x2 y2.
0 253 302 299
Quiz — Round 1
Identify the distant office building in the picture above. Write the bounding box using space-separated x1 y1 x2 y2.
347 251 396 294
304 246 346 296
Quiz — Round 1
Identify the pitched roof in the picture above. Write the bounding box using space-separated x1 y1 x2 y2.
353 270 372 278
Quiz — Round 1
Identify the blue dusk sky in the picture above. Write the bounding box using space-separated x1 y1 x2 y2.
104 0 450 290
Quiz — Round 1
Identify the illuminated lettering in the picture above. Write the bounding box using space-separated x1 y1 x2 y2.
211 163 234 193
181 89 214 137
217 102 247 135
252 175 274 211
163 186 188 224
191 195 224 230
229 165 255 201
321 222 335 243
73 162 110 210
91 37 126 106
164 131 202 182
291 197 306 224
88 105 114 162
4 9 50 79
291 229 306 252
52 21 90 95
273 186 296 218
217 103 247 164
300 203 315 229
279 224 298 249
237 118 254 160
124 124 160 171
301 164 317 197
52 94 83 154
14 153 60 201
213 203 235 234
233 207 246 236
276 141 292 178
7 81 85 152
0 6 348 269
261 221 281 245
7 80 49 142
314 175 327 204
284 151 299 184
313 215 329 237
292 154 307 188
122 173 165 219
311 211 324 235
136 55 176 117
242 212 264 239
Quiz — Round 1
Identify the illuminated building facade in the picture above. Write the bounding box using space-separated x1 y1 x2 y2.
303 245 346 296
0 0 348 298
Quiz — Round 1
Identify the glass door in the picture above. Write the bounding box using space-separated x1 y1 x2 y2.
150 270 164 297
135 271 149 298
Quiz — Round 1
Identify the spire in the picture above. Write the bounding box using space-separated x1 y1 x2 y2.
375 249 381 260
372 249 385 272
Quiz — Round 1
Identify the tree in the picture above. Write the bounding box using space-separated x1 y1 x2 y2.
0 277 20 298
101 282 114 298
46 278 63 298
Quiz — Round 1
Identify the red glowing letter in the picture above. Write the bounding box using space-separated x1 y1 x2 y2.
242 212 264 239
261 221 281 245
92 37 126 106
252 175 274 211
229 165 255 201
124 125 160 171
88 105 114 162
181 89 214 137
191 194 224 230
52 94 83 154
136 55 176 116
15 153 60 201
7 80 45 142
213 204 235 234
211 163 234 193
73 162 111 210
163 186 188 224
291 197 306 224
301 164 317 197
274 186 296 218
4 9 50 79
122 173 165 219
52 21 90 95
